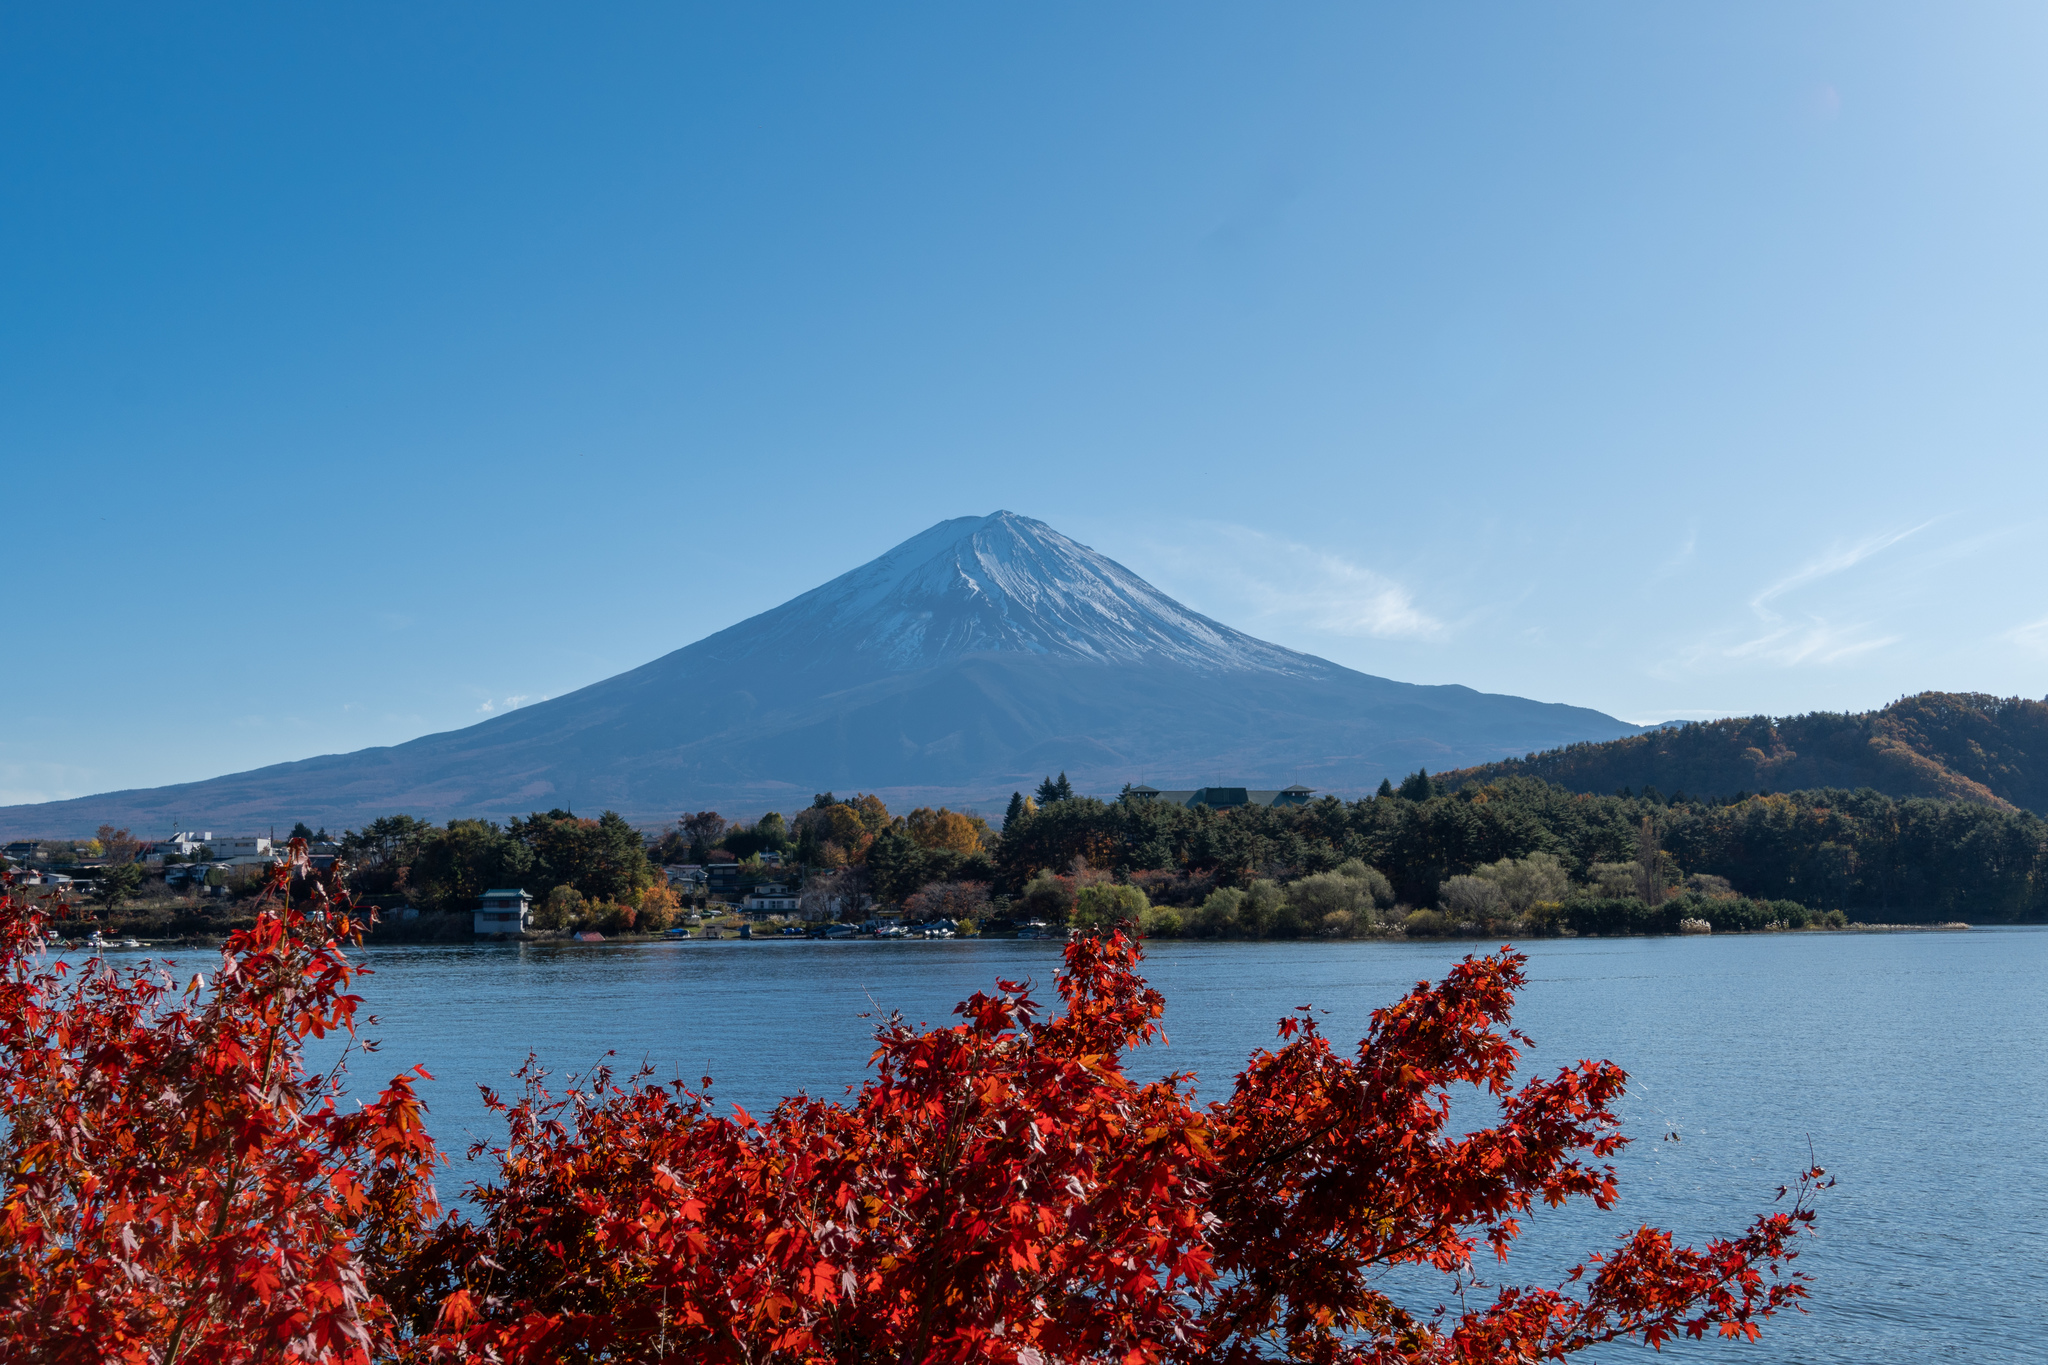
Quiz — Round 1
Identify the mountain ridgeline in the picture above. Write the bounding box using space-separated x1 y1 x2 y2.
1441 693 2048 814
0 512 1648 836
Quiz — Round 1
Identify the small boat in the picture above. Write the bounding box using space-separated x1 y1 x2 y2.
85 931 106 952
576 931 605 942
121 938 142 948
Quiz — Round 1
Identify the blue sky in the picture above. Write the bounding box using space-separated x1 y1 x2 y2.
5 3 2047 806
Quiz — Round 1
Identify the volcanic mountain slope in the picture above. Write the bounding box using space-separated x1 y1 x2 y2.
0 512 1648 835
1441 692 2048 813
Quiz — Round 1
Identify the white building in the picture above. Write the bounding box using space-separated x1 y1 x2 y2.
210 836 273 866
740 883 800 919
474 888 533 936
151 831 215 858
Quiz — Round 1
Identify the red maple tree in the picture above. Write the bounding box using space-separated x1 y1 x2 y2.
0 847 439 1363
0 849 1826 1363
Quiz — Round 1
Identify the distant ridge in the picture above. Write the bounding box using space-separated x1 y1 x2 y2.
1441 692 2048 813
0 512 1649 836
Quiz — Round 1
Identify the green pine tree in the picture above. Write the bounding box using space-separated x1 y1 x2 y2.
866 826 923 904
1376 778 1396 799
97 862 145 916
1004 792 1027 831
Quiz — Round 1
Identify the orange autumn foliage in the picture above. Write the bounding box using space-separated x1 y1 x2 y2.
904 807 988 855
637 882 682 932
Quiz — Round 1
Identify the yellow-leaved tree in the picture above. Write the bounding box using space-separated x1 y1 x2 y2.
905 807 989 855
637 883 680 932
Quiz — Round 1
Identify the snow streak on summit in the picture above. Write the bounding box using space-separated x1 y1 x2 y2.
694 511 1317 675
0 513 1646 834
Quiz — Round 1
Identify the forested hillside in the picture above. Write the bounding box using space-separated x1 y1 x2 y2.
995 777 2048 923
1440 692 2048 813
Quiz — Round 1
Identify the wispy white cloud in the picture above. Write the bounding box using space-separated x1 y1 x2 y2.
2001 615 2048 655
476 694 538 715
1667 521 1937 675
1719 623 1901 667
1749 521 1938 620
1667 616 1904 677
1910 521 2026 572
1139 525 1445 641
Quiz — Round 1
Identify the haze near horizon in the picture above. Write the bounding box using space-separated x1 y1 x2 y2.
5 5 2047 806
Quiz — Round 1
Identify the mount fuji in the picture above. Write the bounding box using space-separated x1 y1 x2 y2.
0 513 1646 834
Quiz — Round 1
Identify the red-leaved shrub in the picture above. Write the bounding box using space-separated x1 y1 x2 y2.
0 848 1827 1363
0 844 439 1363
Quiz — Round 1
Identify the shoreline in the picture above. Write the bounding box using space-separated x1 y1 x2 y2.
56 920 1979 952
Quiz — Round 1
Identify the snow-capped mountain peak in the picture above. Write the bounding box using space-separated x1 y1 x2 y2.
712 511 1322 675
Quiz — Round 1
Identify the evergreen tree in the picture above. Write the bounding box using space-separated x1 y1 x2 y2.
1004 792 1027 832
866 826 923 904
96 862 144 915
1035 775 1062 805
1376 778 1396 800
1055 772 1074 801
1397 769 1435 802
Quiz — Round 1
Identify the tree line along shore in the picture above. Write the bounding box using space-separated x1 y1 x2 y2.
15 769 2036 943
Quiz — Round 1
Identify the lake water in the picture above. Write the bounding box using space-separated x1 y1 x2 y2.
293 928 2044 1362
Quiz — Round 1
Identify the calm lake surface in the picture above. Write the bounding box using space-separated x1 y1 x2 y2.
286 928 2044 1362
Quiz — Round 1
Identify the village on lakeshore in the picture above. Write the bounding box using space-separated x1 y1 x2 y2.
5 752 1999 949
